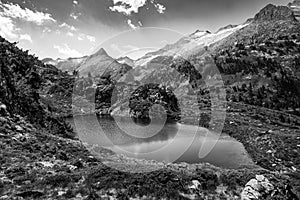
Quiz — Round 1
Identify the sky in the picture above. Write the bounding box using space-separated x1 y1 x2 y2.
0 0 292 60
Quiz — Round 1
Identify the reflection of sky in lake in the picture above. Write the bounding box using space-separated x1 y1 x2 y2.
68 115 255 169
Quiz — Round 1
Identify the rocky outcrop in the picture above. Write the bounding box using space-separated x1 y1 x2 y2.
241 175 274 200
241 175 298 200
254 4 297 22
129 84 181 122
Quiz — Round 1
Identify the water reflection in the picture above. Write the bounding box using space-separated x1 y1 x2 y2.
68 115 255 168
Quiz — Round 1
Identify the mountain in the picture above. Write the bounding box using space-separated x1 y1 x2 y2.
42 49 132 79
42 57 66 66
113 3 300 117
77 48 132 79
254 4 296 22
134 23 249 68
56 56 88 73
0 3 299 199
42 57 87 73
117 56 134 66
0 36 75 138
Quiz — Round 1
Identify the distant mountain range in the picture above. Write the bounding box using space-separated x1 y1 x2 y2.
116 3 300 115
43 2 300 77
43 48 132 80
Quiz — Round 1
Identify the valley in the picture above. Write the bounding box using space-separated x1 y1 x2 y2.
0 2 300 200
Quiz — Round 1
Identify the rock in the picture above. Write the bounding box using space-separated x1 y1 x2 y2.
15 125 24 132
0 103 8 116
254 4 297 22
241 186 261 200
255 175 265 182
0 195 9 200
188 180 201 190
58 190 66 196
241 175 274 200
67 165 77 171
38 161 54 168
266 150 273 154
0 117 8 124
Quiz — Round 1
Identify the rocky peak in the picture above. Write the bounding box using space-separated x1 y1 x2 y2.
254 4 297 22
190 30 211 37
92 48 109 57
217 24 238 32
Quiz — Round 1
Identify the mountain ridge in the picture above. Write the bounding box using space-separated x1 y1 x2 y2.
254 4 297 22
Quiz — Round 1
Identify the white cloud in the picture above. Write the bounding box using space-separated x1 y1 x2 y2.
154 3 166 14
0 1 56 25
77 33 96 42
0 15 18 40
86 35 96 42
19 34 32 43
127 19 138 29
67 32 74 37
70 12 80 20
109 0 166 15
59 23 77 31
54 44 83 58
42 27 52 33
109 0 147 15
0 15 32 43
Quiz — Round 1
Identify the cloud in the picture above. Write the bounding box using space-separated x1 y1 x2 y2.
0 15 32 43
78 33 96 42
0 1 56 25
109 0 147 15
19 34 32 43
77 35 84 41
54 44 83 58
59 23 77 31
86 35 96 42
127 19 138 29
154 3 166 14
0 15 18 40
42 27 52 33
67 32 74 37
70 12 81 20
109 0 166 15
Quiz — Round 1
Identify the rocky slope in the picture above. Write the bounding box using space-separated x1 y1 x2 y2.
122 4 300 118
116 56 134 66
0 103 299 199
1 2 300 199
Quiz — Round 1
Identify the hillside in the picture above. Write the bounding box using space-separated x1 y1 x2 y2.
1 34 299 199
0 2 300 199
121 4 300 117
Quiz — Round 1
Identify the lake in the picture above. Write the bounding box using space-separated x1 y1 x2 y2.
67 115 254 169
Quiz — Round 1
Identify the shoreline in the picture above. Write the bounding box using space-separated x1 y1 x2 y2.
1 106 299 199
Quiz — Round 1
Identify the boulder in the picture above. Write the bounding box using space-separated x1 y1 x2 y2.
241 175 274 200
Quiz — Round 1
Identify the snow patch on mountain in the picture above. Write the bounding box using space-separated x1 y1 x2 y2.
135 23 249 66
